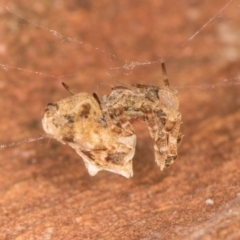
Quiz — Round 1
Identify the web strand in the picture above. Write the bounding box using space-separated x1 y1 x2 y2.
163 0 234 62
0 3 117 61
0 0 236 79
0 1 239 150
0 136 45 149
111 0 234 71
175 76 240 90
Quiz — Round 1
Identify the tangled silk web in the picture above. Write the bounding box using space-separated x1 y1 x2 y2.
0 0 238 78
0 0 239 160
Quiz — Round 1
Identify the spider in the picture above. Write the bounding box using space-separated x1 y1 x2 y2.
42 63 182 177
102 62 183 171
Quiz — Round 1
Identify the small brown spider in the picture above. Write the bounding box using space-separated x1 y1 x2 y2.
42 63 182 177
102 62 183 171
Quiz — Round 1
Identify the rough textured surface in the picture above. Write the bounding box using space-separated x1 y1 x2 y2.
0 0 240 239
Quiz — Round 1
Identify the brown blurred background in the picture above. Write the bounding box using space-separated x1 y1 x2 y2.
0 0 240 239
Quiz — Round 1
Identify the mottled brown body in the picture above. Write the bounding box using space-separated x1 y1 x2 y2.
103 83 182 170
42 93 136 178
42 63 182 177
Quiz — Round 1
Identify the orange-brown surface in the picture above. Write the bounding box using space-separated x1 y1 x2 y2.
0 1 240 239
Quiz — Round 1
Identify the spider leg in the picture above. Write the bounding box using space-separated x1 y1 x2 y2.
145 111 168 170
163 111 182 168
145 108 182 170
154 132 169 171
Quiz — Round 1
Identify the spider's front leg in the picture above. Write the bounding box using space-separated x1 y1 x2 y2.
145 111 168 170
162 109 182 167
146 108 182 170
